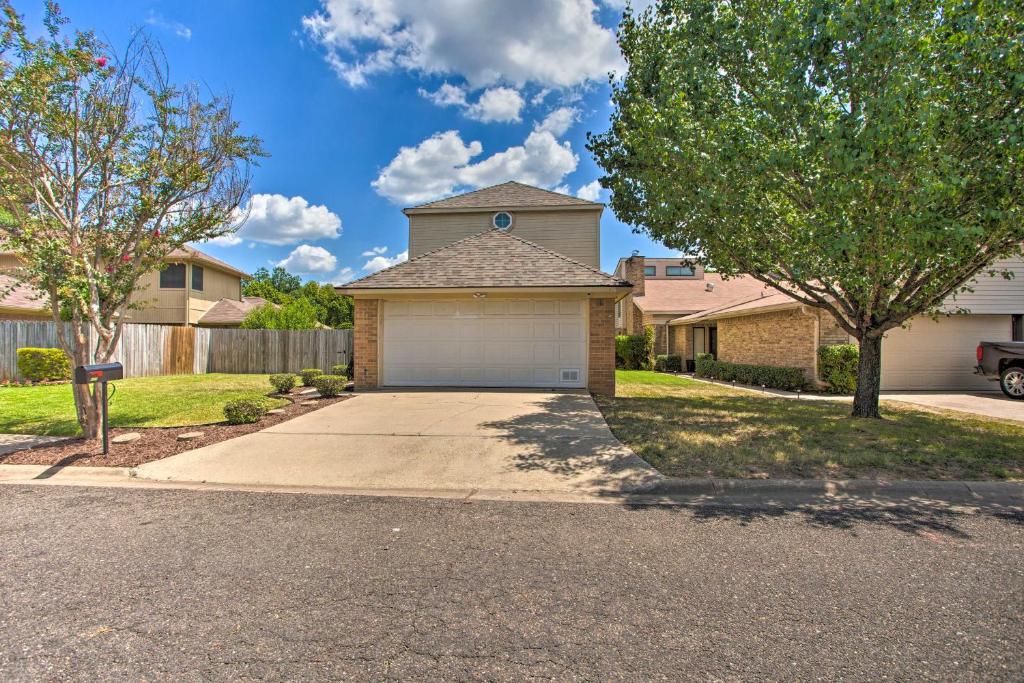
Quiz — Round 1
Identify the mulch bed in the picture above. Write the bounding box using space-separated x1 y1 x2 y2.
0 391 353 469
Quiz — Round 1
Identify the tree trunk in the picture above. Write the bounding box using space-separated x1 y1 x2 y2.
74 382 102 440
851 333 883 418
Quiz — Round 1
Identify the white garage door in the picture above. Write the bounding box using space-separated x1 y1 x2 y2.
381 298 587 388
881 314 1011 390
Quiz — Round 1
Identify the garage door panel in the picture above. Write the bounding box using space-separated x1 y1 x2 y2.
881 315 1011 390
382 298 587 388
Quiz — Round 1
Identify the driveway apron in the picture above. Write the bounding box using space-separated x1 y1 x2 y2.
134 391 662 496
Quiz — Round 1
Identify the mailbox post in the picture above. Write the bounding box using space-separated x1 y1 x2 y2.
73 362 124 454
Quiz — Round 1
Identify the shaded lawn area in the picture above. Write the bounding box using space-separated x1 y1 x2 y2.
0 374 288 437
596 371 1024 480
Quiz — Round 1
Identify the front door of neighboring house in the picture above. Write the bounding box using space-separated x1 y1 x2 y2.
693 326 706 358
708 327 718 359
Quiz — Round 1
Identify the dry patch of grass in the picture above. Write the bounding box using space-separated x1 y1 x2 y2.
597 371 1024 480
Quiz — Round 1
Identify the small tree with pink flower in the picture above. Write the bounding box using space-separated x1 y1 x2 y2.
0 2 265 439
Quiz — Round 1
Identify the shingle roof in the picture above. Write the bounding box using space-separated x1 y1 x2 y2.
197 296 271 326
410 181 601 210
0 274 48 312
339 229 630 290
632 275 771 314
167 245 249 279
670 291 800 325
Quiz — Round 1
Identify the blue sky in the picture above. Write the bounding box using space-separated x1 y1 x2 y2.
29 0 672 280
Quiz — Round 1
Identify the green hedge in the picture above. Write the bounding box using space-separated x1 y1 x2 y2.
223 398 267 425
16 347 71 382
312 374 347 397
694 353 807 391
299 368 323 387
615 326 655 370
818 344 859 394
654 354 683 372
269 373 298 394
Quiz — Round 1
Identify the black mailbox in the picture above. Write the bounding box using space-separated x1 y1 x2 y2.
74 362 124 384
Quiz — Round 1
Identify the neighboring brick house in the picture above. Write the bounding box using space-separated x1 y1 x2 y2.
0 246 260 327
337 182 631 395
669 257 1024 391
612 254 770 355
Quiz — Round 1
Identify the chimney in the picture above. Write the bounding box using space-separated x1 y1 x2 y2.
624 253 645 297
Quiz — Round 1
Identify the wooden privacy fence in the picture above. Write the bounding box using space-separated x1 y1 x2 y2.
0 321 351 381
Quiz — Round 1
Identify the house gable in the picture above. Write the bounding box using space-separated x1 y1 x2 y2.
403 182 603 268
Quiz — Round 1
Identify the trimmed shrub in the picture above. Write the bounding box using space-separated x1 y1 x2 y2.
818 343 859 394
331 363 348 376
299 368 323 386
269 373 298 394
655 354 683 372
312 374 347 397
223 398 267 425
616 326 656 370
16 347 71 382
615 335 631 368
694 353 807 391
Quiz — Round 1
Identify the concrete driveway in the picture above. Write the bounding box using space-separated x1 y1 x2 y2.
881 391 1024 422
135 391 662 497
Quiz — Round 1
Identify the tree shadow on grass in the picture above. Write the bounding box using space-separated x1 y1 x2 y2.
596 394 1024 480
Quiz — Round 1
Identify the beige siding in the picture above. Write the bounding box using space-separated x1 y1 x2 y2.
0 254 23 271
943 257 1024 314
409 208 601 267
125 270 187 324
881 314 1012 390
126 265 242 326
0 308 51 321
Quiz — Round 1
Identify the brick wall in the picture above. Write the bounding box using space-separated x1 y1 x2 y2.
818 309 851 346
717 308 818 380
588 297 616 396
670 323 692 358
353 298 380 390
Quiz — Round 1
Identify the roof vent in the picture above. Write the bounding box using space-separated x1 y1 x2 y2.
705 282 715 292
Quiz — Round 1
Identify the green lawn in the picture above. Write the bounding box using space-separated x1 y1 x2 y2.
0 374 288 437
596 371 1024 480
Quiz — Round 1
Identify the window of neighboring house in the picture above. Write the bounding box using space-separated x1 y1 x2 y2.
493 212 513 230
191 265 204 292
159 263 186 289
1013 314 1023 342
643 265 656 276
615 300 622 319
666 265 695 277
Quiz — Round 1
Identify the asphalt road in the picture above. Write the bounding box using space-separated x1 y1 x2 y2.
1 486 1021 681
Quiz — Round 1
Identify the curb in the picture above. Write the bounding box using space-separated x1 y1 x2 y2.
1 464 1021 509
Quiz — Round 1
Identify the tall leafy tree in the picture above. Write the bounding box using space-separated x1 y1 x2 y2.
589 0 1023 417
244 266 301 299
0 2 264 437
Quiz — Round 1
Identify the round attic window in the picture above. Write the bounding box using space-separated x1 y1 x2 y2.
493 211 512 230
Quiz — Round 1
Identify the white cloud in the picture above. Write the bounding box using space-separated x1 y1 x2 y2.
420 84 524 123
534 106 579 137
145 12 192 40
276 245 338 274
419 83 468 108
226 194 342 246
361 246 388 256
302 0 624 89
373 130 578 205
363 250 408 273
599 0 656 11
328 266 356 285
465 87 524 123
576 180 603 201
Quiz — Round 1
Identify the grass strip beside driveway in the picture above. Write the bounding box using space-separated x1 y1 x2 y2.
596 371 1024 480
0 374 288 436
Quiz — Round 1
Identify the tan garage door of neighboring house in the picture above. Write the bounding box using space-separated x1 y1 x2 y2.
881 314 1011 391
380 298 587 388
